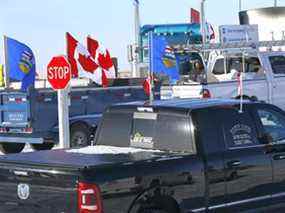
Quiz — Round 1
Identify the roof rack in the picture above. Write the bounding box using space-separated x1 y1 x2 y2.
172 40 285 53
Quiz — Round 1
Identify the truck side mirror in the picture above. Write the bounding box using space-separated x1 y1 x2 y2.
259 133 273 144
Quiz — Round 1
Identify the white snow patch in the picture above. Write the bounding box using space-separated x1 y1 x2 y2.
66 145 162 155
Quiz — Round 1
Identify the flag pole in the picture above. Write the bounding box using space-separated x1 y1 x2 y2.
3 35 10 89
148 31 154 103
133 0 141 77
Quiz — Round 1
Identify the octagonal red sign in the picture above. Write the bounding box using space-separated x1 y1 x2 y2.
47 56 71 90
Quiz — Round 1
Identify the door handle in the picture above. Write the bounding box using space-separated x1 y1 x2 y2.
227 160 241 167
273 155 285 161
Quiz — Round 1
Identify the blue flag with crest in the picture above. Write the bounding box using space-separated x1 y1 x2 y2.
6 37 36 91
149 33 180 84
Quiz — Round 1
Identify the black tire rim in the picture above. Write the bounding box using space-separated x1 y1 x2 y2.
0 143 25 154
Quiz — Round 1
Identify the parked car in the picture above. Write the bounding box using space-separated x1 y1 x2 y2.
0 99 284 212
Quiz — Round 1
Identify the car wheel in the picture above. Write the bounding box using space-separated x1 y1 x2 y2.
0 143 25 154
70 123 91 147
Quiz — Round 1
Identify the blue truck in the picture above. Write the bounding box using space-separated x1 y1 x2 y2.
0 78 157 154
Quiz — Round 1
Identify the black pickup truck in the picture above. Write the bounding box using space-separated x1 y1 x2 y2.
0 99 285 213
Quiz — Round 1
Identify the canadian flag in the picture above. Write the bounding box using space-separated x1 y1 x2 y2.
66 33 115 87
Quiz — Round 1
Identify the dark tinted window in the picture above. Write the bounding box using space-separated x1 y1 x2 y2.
96 111 195 153
220 109 259 148
212 58 226 75
257 108 285 144
155 115 193 152
97 112 132 147
269 55 285 74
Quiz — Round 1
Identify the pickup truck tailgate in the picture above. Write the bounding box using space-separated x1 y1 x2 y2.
0 92 30 128
0 162 78 213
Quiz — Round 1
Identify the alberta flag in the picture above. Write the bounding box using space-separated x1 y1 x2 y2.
149 33 180 84
6 37 36 91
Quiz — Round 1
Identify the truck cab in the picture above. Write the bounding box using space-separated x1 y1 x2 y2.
161 41 285 112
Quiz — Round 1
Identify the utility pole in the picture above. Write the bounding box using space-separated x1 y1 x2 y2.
200 0 207 46
133 0 140 77
239 0 242 11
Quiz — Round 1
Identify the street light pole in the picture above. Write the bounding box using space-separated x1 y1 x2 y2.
133 0 140 77
200 0 207 46
274 0 278 7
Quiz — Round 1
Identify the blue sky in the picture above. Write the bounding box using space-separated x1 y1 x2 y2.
0 0 283 76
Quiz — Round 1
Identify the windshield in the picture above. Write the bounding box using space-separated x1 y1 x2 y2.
96 111 196 154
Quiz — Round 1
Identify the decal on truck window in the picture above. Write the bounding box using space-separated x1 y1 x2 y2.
230 124 253 146
130 132 154 149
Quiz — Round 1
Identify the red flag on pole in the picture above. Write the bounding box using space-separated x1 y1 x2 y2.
143 76 151 97
66 33 117 87
190 8 200 24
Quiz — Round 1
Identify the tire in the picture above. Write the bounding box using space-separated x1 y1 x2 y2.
70 123 91 147
137 196 179 213
31 143 54 151
0 143 25 154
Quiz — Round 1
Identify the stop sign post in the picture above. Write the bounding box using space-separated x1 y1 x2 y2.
47 56 71 149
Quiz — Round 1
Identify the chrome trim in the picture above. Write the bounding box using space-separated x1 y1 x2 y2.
192 192 285 212
0 136 43 144
228 144 266 150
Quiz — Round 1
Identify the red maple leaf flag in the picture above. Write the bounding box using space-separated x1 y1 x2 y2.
190 8 200 24
87 36 116 83
67 33 112 87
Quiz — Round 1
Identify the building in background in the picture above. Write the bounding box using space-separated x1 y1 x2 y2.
239 7 285 41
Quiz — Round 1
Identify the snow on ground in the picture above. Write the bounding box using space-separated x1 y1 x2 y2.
66 145 162 155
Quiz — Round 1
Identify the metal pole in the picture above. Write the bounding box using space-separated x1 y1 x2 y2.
274 0 278 7
133 0 141 77
148 31 154 103
239 0 242 11
3 36 10 89
200 0 207 45
57 88 70 149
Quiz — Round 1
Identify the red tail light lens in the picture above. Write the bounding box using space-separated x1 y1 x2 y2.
78 182 103 213
201 89 211 99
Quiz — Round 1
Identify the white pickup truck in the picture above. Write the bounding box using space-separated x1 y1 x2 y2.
161 41 285 111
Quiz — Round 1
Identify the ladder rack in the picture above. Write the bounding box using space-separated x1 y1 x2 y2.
172 40 285 53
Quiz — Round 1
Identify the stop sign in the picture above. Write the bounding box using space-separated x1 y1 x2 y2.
47 56 71 90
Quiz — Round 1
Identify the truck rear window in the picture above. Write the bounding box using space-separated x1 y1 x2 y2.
96 111 196 153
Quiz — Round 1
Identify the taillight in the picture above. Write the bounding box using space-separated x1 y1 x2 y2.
0 127 7 133
201 89 211 99
78 182 103 213
23 127 33 133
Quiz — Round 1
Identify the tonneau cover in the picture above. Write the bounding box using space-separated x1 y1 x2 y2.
0 146 168 170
